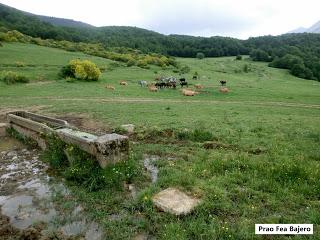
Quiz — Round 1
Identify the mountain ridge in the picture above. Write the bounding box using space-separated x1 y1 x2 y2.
289 20 320 33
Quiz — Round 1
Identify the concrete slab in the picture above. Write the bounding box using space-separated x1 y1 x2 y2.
152 188 200 215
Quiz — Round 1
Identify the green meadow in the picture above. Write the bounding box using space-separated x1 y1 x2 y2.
0 42 319 239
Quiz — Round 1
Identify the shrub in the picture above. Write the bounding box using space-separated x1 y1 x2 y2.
126 58 136 67
243 64 250 73
196 52 205 59
61 59 101 81
137 59 148 68
177 127 215 142
60 64 74 78
15 61 26 67
180 65 191 74
236 55 242 60
43 134 68 169
1 71 29 84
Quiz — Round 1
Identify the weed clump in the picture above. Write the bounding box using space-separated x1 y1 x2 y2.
1 71 29 84
43 134 68 169
177 127 215 142
43 134 140 191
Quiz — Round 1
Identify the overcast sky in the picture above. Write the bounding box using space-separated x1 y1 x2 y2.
1 0 319 39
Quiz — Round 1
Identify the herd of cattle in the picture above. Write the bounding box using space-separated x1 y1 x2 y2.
105 76 229 96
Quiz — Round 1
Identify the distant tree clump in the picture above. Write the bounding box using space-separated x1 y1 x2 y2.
196 52 205 59
61 60 101 81
1 71 29 84
268 54 314 80
250 49 271 62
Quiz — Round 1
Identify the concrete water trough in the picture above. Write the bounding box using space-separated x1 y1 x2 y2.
6 111 129 168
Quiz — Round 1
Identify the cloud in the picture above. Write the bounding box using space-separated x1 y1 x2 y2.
1 0 320 39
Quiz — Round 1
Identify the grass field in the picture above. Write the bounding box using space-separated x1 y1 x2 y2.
1 42 319 239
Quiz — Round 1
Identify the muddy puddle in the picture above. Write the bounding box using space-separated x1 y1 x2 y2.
0 136 104 239
143 155 159 184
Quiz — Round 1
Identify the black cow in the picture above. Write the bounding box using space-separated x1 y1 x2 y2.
167 82 177 89
180 82 188 88
220 80 227 86
155 82 166 89
179 78 188 88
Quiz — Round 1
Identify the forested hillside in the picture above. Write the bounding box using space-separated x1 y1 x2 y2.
247 34 320 81
34 15 94 29
1 3 319 81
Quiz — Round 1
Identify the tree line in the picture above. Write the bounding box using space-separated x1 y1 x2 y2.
1 3 320 81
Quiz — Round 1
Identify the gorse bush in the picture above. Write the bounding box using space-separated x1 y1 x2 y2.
1 71 29 84
61 59 101 81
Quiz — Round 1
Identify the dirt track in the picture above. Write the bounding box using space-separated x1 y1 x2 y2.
1 96 320 109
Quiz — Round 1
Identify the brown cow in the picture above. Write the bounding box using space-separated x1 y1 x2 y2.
194 84 204 89
105 85 115 90
219 87 229 93
182 89 197 96
148 86 158 92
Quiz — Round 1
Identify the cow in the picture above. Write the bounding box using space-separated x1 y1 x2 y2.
155 82 166 89
194 84 204 89
220 80 227 86
179 78 188 88
167 81 177 89
149 86 158 92
182 89 197 96
105 85 115 90
139 80 147 87
219 87 229 93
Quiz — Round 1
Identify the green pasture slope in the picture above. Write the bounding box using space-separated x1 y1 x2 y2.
0 42 319 239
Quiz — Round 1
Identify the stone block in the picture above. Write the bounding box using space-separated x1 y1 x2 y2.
152 188 200 215
121 124 135 133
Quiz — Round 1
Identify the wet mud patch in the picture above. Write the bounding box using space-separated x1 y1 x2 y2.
143 155 159 184
0 137 105 239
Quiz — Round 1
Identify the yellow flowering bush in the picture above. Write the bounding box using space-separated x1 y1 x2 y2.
65 59 101 81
